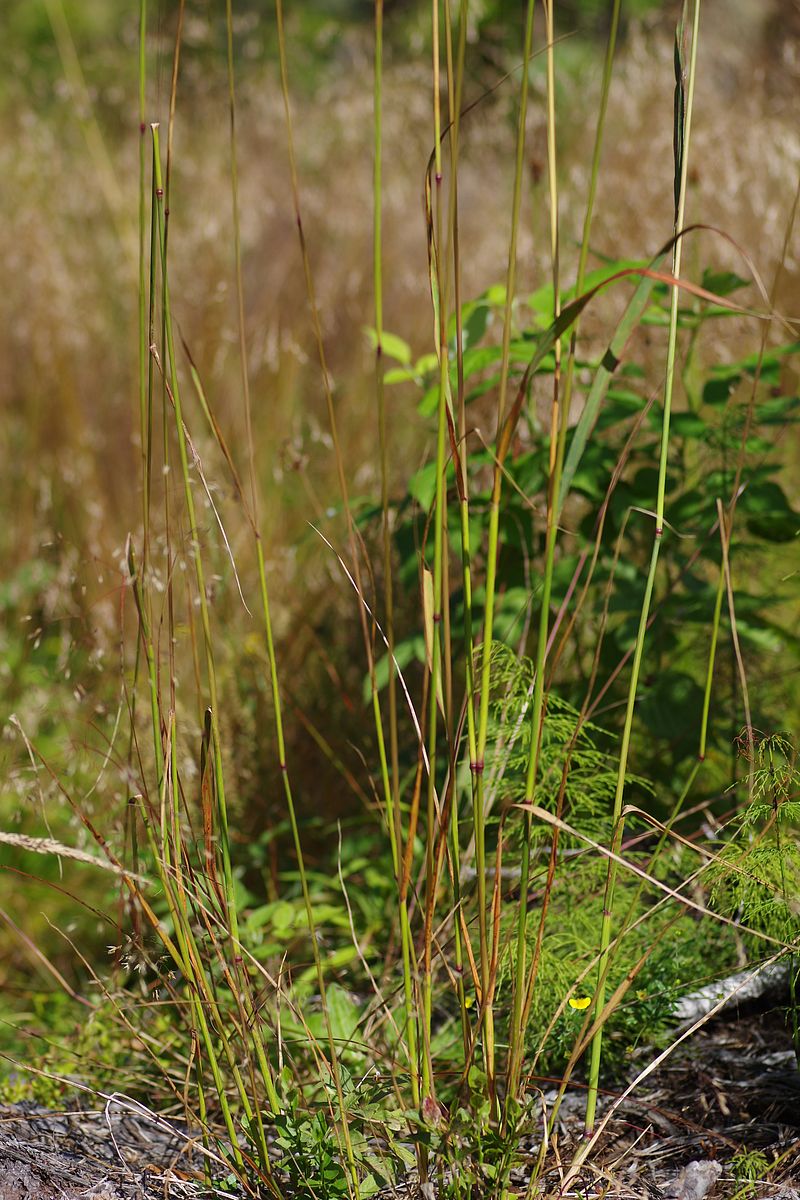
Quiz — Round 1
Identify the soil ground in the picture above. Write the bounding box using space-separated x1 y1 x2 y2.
542 1010 800 1199
1 1011 797 1199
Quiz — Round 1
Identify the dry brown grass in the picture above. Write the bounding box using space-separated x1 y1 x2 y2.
2 5 797 573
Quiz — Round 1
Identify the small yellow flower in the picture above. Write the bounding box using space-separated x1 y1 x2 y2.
568 995 592 1011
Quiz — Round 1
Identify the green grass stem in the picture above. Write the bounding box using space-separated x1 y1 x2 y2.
472 0 537 1107
584 0 702 1137
372 0 421 1112
505 0 622 1113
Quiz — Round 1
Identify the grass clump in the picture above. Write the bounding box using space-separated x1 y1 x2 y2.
0 0 799 1197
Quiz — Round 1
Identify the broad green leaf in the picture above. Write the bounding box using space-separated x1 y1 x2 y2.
735 620 786 653
365 636 425 701
383 366 418 385
670 412 707 438
271 899 295 933
408 460 438 510
415 352 439 376
703 376 737 406
558 253 668 515
701 268 750 296
595 387 643 430
363 326 412 365
741 480 799 541
449 297 491 351
326 982 362 1050
638 672 704 742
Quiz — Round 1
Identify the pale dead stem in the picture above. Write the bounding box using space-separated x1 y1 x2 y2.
0 831 148 882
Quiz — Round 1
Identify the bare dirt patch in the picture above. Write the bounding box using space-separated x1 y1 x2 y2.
537 1011 800 1199
0 1102 211 1199
1 1011 798 1199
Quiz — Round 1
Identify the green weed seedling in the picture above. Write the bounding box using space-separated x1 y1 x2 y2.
730 1148 773 1199
268 1066 413 1199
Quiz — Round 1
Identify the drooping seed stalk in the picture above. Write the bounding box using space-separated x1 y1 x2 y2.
505 0 622 1110
126 577 259 1172
133 568 274 1172
165 714 259 1173
272 3 390 1187
128 543 164 792
420 0 452 1102
373 0 398 899
148 127 285 1150
556 0 622 499
130 44 162 814
699 568 725 763
717 500 754 783
505 0 563 1110
223 4 411 1167
150 126 238 941
584 0 702 1136
555 525 728 1147
443 0 472 1065
137 0 150 571
221 0 299 1123
471 0 537 1106
127 0 154 910
371 0 421 1108
133 25 162 770
159 82 177 723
